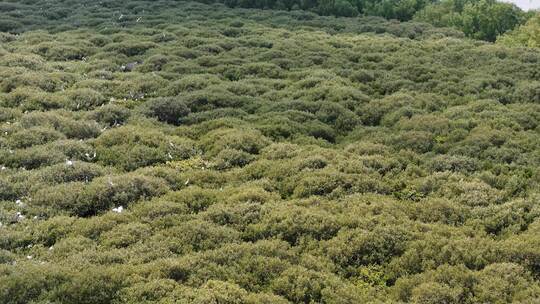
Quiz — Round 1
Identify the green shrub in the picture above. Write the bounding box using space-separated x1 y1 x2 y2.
88 104 131 126
0 19 22 33
30 216 77 246
95 126 197 170
0 144 66 169
104 41 158 56
33 41 91 61
330 0 359 17
136 54 169 72
315 102 359 132
392 131 435 153
0 263 69 304
473 263 540 303
325 226 412 268
165 74 222 95
0 177 17 201
214 148 255 169
246 203 340 244
32 162 109 185
181 87 248 112
20 111 101 139
139 97 191 125
150 219 241 254
270 266 364 303
410 282 461 304
31 173 169 216
117 279 178 303
514 81 540 104
65 88 106 110
199 128 271 156
0 53 46 70
100 222 152 248
428 154 478 173
161 186 219 213
50 266 127 304
6 127 65 149
4 87 65 110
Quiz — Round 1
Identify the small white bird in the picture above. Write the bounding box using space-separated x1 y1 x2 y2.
65 160 73 166
1 166 6 170
112 206 123 213
26 255 32 260
15 199 23 206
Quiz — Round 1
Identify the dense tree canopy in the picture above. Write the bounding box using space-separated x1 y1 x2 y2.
209 0 532 40
414 0 529 41
0 0 532 40
498 12 540 47
0 0 540 303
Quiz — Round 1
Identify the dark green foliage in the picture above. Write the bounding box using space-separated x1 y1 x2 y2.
199 128 270 156
88 104 131 126
31 173 169 216
415 0 528 41
0 1 539 303
498 13 540 48
94 126 197 170
66 88 106 111
139 97 191 125
104 41 157 57
0 19 22 33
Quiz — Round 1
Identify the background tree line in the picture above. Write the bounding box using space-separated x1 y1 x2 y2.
209 0 536 42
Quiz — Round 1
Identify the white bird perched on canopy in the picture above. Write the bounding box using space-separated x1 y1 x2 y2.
112 206 124 213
